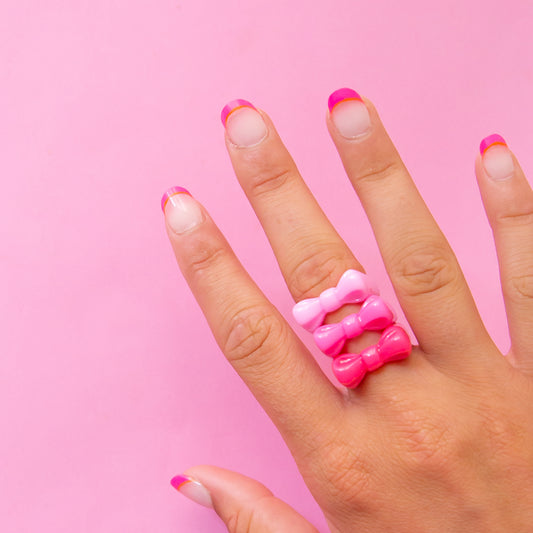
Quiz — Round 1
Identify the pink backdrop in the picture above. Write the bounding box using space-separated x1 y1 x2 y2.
1 1 532 531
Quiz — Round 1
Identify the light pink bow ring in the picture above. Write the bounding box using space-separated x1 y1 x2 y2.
292 269 379 332
313 295 395 356
332 325 411 389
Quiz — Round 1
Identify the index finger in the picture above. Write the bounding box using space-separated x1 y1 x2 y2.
161 187 341 453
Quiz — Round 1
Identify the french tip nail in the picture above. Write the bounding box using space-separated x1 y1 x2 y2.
480 134 507 155
328 88 363 112
480 134 514 180
170 474 213 508
161 186 191 212
221 99 256 126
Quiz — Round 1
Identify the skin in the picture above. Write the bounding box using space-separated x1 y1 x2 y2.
163 95 533 532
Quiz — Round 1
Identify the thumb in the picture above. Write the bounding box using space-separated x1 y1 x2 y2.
171 465 319 533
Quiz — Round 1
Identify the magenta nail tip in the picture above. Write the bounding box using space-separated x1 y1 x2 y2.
328 88 363 112
160 186 191 212
170 474 191 490
220 99 256 126
480 134 507 155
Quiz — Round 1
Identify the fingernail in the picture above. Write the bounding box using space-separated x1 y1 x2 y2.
161 186 204 234
221 99 268 147
170 475 213 508
480 134 514 180
328 88 371 139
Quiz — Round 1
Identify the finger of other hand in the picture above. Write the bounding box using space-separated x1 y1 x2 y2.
173 465 319 533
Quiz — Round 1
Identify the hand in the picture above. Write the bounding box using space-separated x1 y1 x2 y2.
162 90 533 532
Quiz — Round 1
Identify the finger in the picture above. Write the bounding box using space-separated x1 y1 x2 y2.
476 135 533 372
171 466 319 533
327 88 493 365
221 99 360 303
161 187 339 451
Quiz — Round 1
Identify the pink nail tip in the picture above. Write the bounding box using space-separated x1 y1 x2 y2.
480 134 507 155
170 475 191 490
220 99 256 126
332 325 411 388
161 186 191 212
328 88 363 112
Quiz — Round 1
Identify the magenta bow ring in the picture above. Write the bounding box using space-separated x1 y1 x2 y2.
313 295 395 356
332 325 412 388
292 269 379 332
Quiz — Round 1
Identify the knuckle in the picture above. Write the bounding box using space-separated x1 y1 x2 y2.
495 204 533 228
182 236 226 281
226 507 254 533
288 246 354 301
327 454 373 504
476 399 530 462
353 160 402 187
391 242 459 298
222 305 285 367
390 402 457 471
226 496 276 533
247 165 295 199
506 273 533 301
396 416 454 469
310 435 375 508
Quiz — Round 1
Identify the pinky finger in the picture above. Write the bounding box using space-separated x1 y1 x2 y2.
476 134 533 372
171 466 319 532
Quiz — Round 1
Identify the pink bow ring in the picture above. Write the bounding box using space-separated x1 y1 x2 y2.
332 325 411 389
313 295 395 356
292 269 379 332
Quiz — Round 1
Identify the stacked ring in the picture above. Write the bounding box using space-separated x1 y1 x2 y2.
292 269 411 388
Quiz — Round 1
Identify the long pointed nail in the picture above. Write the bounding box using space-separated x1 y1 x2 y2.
170 475 213 508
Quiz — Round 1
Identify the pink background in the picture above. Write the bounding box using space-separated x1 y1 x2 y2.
1 1 532 531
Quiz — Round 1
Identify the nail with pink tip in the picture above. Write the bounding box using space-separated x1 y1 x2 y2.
161 186 204 235
328 88 371 139
221 99 268 147
480 134 514 181
170 475 213 508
